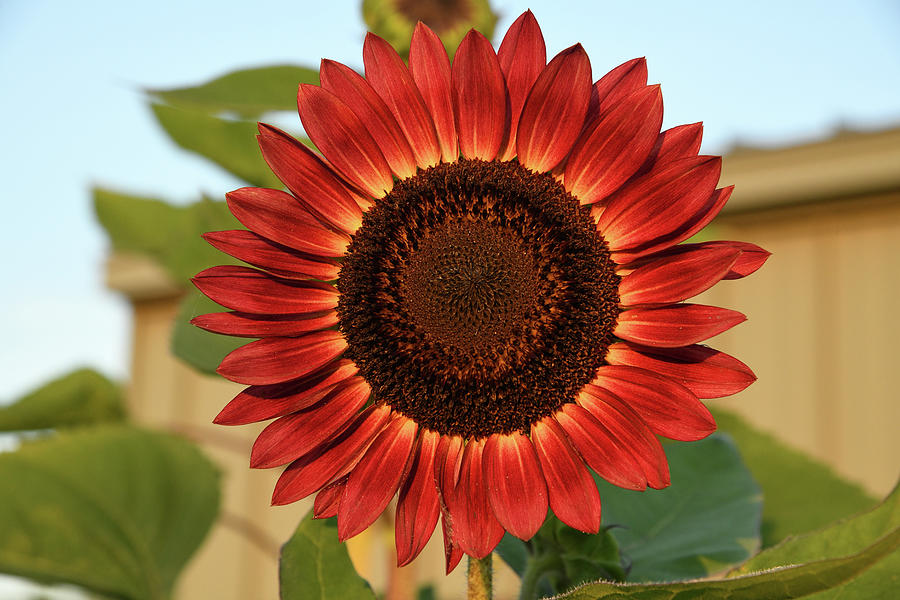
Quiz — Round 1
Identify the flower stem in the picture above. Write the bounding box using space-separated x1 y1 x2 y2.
467 554 493 600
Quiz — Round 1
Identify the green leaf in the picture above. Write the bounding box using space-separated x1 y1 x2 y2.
595 435 762 582
729 481 900 599
0 369 125 432
150 103 285 188
713 409 875 547
171 289 245 375
148 65 319 119
94 188 241 284
279 514 376 600
553 477 900 599
0 425 220 600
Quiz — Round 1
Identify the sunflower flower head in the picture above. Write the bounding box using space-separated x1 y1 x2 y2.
192 11 769 572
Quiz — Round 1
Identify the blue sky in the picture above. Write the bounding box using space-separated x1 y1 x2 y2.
1 0 899 404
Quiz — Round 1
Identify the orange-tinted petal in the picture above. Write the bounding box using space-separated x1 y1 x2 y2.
605 342 756 399
531 417 602 533
257 123 364 233
483 432 548 540
584 57 648 126
452 30 508 161
225 187 350 257
319 59 418 179
313 476 347 519
297 84 393 197
364 32 441 168
192 310 339 339
592 365 717 441
339 416 418 540
192 266 338 315
202 230 341 281
615 304 746 348
409 23 458 162
271 404 392 505
395 429 441 566
250 377 370 468
213 359 357 425
496 10 546 161
564 85 663 205
216 330 347 385
516 44 592 173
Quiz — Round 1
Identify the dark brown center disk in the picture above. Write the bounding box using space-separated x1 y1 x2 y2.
337 159 620 438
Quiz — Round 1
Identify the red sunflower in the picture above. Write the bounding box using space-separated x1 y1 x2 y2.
192 11 768 571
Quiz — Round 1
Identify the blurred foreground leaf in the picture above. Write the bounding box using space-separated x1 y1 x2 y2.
94 188 240 284
555 482 899 599
713 409 875 546
280 514 375 600
0 369 125 432
148 65 319 118
0 426 220 600
171 289 244 375
595 434 761 582
150 104 284 189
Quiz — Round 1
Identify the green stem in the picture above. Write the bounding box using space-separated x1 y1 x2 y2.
467 554 493 600
518 553 563 600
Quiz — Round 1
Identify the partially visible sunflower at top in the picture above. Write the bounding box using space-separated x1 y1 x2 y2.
192 11 769 571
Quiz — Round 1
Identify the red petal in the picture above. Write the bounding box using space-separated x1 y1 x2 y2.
396 430 441 567
530 417 601 533
693 241 771 279
598 156 722 252
272 404 392 505
339 416 418 540
516 44 592 172
192 310 338 339
192 265 338 315
250 377 370 468
441 513 464 574
409 23 458 162
615 304 746 348
256 124 364 233
618 245 741 306
451 30 508 161
445 439 505 558
592 365 717 441
497 10 546 161
584 57 647 126
605 342 756 399
225 187 349 257
650 122 703 166
217 330 347 385
613 185 734 264
213 359 358 425
554 404 646 490
483 432 548 540
313 476 347 518
318 60 418 179
202 230 340 281
364 33 441 168
565 85 663 205
297 84 393 197
578 386 670 489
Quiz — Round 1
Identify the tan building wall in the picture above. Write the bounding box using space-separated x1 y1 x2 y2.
106 126 900 598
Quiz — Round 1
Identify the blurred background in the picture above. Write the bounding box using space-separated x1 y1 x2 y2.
1 0 899 598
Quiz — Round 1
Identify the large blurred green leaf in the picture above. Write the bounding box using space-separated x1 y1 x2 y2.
150 104 284 189
713 409 875 546
594 434 761 582
94 187 240 284
171 289 245 376
0 369 125 432
280 514 376 600
0 426 220 600
555 483 899 599
148 65 319 118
